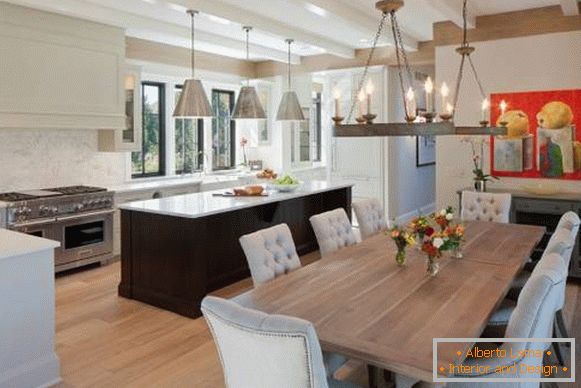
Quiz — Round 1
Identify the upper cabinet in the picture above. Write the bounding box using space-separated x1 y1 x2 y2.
98 65 143 152
0 3 125 130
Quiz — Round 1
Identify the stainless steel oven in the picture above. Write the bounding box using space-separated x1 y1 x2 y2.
53 209 114 269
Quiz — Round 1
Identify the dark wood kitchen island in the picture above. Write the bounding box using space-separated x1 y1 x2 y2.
118 181 353 318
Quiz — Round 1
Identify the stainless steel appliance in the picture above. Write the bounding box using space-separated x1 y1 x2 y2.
0 186 114 272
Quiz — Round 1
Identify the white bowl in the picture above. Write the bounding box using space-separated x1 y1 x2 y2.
270 183 301 192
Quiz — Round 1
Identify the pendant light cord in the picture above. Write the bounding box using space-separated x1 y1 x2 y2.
286 39 292 91
244 27 251 87
188 10 197 79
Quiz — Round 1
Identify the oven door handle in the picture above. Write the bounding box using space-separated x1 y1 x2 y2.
10 217 57 228
56 209 115 222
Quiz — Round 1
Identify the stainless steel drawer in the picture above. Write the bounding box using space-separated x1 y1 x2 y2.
514 199 573 214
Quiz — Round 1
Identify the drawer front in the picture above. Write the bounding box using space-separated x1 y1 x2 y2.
514 199 573 214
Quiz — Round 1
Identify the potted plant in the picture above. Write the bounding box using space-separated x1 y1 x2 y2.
461 137 499 192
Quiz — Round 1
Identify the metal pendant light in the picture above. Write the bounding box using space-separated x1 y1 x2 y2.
276 39 305 121
173 10 213 118
232 27 266 120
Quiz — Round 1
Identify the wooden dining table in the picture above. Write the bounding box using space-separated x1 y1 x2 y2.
237 221 545 383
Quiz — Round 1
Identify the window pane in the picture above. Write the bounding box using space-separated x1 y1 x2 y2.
132 83 164 178
175 86 202 174
212 90 235 170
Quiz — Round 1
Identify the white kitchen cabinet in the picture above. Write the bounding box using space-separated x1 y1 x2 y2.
0 3 125 130
98 65 143 152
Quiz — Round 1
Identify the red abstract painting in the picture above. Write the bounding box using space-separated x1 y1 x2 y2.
490 89 581 180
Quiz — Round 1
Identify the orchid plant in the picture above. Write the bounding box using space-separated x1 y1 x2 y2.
460 137 499 183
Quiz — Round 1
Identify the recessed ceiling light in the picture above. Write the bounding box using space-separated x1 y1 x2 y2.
141 0 157 4
304 3 328 17
205 14 232 25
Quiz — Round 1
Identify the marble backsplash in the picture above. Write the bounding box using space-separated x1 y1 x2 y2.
0 129 127 192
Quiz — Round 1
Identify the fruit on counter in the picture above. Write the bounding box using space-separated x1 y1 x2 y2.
273 175 299 185
256 168 278 179
233 185 264 196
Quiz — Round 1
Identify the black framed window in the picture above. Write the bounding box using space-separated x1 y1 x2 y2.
132 82 165 178
211 89 236 170
175 85 204 174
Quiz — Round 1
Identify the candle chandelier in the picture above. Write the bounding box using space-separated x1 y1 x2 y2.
333 0 507 137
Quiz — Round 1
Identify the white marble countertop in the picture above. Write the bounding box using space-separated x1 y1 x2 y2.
119 180 354 219
0 229 60 260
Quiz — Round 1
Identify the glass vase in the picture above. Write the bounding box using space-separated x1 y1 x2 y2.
427 256 440 277
451 245 463 259
395 247 407 267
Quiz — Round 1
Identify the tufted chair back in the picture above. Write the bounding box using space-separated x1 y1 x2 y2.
310 208 360 257
202 296 329 388
352 198 388 240
556 210 581 232
239 224 302 287
506 256 565 353
461 191 511 223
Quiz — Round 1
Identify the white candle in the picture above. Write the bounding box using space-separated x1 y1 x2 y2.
481 98 490 122
333 88 341 117
405 87 416 119
425 76 434 112
365 80 374 115
445 102 454 115
500 100 507 117
358 89 366 117
440 82 449 113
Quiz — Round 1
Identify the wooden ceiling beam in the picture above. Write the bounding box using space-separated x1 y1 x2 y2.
434 5 581 47
423 0 475 29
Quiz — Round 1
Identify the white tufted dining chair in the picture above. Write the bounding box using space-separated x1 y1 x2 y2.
201 296 362 388
310 208 360 258
239 224 302 287
352 198 388 240
397 257 565 388
460 191 511 223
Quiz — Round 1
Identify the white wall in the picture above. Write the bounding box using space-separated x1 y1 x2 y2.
436 31 581 209
387 65 436 222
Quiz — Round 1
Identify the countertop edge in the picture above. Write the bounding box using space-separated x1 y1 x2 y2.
118 182 355 219
0 229 60 261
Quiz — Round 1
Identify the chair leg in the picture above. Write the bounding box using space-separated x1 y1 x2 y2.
368 365 377 388
555 310 570 347
551 327 565 367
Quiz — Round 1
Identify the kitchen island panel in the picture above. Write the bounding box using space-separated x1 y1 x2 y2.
119 184 352 318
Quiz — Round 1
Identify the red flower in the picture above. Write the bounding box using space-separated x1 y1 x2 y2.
425 227 435 237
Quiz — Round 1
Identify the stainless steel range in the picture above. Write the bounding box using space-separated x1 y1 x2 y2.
0 186 114 272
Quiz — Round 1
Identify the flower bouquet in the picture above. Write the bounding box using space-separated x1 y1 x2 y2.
444 223 465 259
421 230 447 276
433 206 455 231
388 225 416 266
409 215 431 241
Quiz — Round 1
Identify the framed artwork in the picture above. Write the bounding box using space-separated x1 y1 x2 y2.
257 85 270 145
416 135 436 167
490 89 581 180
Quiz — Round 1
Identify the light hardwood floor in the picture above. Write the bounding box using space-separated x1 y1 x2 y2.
54 257 581 387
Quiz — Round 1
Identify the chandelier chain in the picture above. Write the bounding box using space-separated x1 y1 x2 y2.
346 12 388 123
390 11 414 119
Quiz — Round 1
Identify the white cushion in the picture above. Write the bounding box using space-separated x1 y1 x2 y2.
352 198 388 240
239 224 302 287
310 209 360 257
461 191 511 223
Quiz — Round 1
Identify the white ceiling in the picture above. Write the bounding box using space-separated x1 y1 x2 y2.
4 0 572 64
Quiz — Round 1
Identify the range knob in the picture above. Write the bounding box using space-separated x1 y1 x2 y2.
39 205 50 216
74 203 84 212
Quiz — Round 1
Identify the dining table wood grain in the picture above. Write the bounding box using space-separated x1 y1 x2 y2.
237 221 545 382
